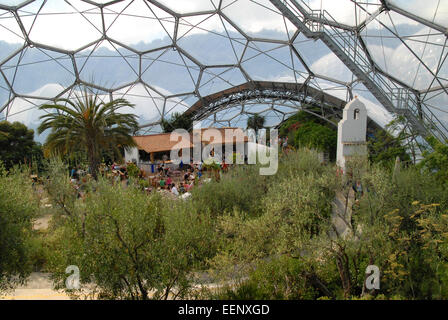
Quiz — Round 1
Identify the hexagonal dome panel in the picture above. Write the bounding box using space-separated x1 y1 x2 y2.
0 1 30 8
2 47 75 95
242 41 308 82
18 0 103 51
141 47 200 96
112 83 166 124
153 0 219 15
0 9 26 63
221 0 297 41
177 13 247 66
104 0 176 52
198 67 245 97
75 40 139 89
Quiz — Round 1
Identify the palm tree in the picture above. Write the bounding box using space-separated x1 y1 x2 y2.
247 114 265 133
38 90 139 179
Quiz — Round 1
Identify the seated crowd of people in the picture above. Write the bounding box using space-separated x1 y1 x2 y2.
68 159 221 199
150 161 203 197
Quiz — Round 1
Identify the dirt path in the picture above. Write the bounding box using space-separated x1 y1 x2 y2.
33 214 52 231
0 212 73 300
0 272 70 300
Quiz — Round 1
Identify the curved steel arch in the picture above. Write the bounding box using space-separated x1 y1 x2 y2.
184 80 347 123
171 80 382 133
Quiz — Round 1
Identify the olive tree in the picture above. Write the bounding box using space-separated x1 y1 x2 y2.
0 164 38 293
45 172 216 299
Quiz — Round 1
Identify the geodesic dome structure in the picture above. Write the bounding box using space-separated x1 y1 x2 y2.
0 0 447 142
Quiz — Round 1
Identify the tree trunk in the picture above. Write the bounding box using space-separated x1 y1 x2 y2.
335 249 352 299
302 271 335 299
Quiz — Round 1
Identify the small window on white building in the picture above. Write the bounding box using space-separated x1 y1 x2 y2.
354 108 360 120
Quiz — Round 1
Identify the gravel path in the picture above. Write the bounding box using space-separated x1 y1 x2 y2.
0 273 70 300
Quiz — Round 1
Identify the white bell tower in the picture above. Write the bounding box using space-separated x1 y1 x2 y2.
336 98 368 172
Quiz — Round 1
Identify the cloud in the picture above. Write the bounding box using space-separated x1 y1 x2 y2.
309 52 395 127
112 83 188 124
386 0 448 27
310 52 353 82
366 38 446 91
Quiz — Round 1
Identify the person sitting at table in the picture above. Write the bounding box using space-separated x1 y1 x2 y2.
179 182 185 194
171 183 179 196
166 175 172 186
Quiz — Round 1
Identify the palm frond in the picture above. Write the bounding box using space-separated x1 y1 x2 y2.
38 91 139 178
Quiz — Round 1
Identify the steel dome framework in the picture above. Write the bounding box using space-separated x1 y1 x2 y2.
0 0 446 141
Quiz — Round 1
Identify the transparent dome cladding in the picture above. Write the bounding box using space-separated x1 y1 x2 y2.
0 0 447 141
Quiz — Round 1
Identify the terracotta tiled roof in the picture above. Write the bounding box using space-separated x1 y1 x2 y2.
133 132 192 154
133 128 248 153
192 127 249 145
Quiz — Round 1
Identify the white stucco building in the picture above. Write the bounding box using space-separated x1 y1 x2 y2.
124 147 139 164
336 98 368 172
124 128 250 167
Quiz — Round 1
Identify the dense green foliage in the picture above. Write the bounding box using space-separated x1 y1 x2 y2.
419 136 448 184
281 111 414 166
0 165 38 292
161 112 193 133
208 154 448 300
1 138 448 300
279 110 337 158
279 109 322 143
294 122 337 153
212 256 318 299
43 161 216 299
38 91 139 179
126 162 140 179
0 121 42 170
367 117 412 166
191 165 268 217
368 128 410 165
